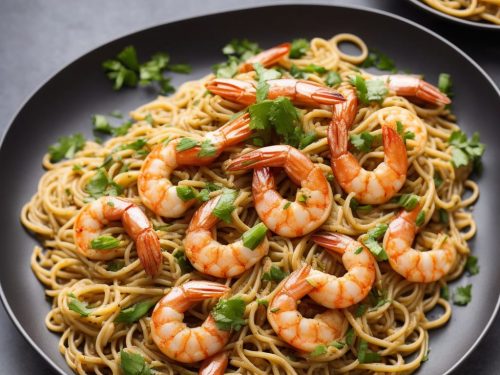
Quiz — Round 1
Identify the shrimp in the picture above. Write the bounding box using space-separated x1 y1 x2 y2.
199 351 229 375
74 196 162 276
138 113 252 218
205 78 345 107
150 281 231 363
307 233 376 309
227 145 333 238
384 206 456 282
184 196 269 278
328 119 408 205
331 86 358 130
379 74 451 106
267 265 347 352
239 43 291 73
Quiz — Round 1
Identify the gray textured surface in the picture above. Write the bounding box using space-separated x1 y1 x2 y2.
0 0 498 374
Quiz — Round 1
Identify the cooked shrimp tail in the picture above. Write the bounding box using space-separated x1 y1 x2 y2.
205 78 345 107
329 120 408 204
309 233 376 308
385 205 457 282
74 197 162 276
227 145 332 237
267 264 347 352
199 351 229 375
239 42 291 73
381 74 451 106
332 87 358 130
151 281 231 363
184 195 269 278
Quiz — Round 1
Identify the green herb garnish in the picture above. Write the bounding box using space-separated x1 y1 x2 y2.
115 300 156 323
211 297 246 331
48 133 86 162
242 223 268 250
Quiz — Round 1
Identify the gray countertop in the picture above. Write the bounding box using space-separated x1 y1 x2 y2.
0 0 498 374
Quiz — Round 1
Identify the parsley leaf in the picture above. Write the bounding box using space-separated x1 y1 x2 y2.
262 265 288 282
173 250 194 274
120 350 152 375
211 297 246 331
115 300 156 323
67 293 92 317
453 284 472 306
212 188 238 223
448 131 485 169
48 133 86 162
102 46 139 90
289 39 309 58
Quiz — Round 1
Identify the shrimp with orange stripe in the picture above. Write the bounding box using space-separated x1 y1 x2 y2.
138 113 252 218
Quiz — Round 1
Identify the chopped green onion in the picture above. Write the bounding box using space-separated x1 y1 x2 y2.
242 223 268 250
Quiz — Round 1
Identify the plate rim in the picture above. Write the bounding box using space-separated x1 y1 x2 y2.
1 2 499 374
407 0 500 30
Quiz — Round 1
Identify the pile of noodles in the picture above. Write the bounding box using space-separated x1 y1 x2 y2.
21 33 478 374
422 0 500 25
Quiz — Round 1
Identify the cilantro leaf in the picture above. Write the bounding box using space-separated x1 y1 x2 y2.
438 73 453 96
212 188 238 223
176 138 199 152
448 131 485 169
115 300 156 323
289 39 309 58
222 39 261 59
361 49 396 72
211 297 246 331
326 71 342 87
453 284 472 306
90 236 120 250
262 265 288 282
242 222 268 250
357 340 381 363
198 140 217 158
67 293 92 317
120 350 152 375
465 255 479 275
173 250 194 274
85 168 124 199
310 344 327 357
350 132 375 153
117 46 139 71
351 75 387 105
254 62 282 102
48 133 86 162
213 56 239 78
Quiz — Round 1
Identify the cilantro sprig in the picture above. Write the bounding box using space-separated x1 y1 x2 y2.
48 133 86 162
120 350 152 375
448 130 485 169
361 49 397 72
102 45 190 94
211 297 246 331
213 39 261 78
351 75 388 105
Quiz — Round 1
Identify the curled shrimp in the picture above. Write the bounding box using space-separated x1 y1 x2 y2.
184 196 269 278
239 43 291 73
199 351 229 375
74 196 162 276
328 118 408 205
138 113 252 218
267 265 347 352
384 206 456 282
150 281 230 363
227 145 333 238
307 233 376 309
205 78 345 107
379 74 451 106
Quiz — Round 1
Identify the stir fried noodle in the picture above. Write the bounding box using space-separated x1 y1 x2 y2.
22 33 479 374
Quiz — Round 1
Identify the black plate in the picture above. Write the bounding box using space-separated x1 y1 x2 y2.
407 0 500 30
1 4 499 375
